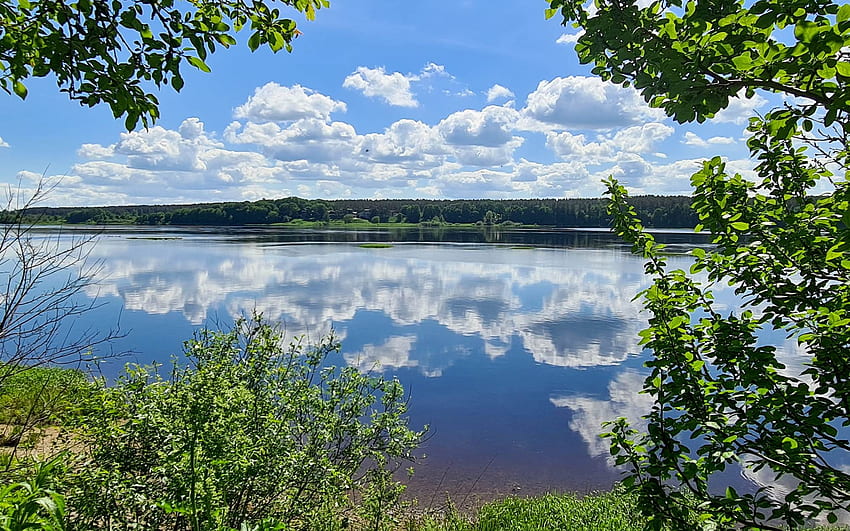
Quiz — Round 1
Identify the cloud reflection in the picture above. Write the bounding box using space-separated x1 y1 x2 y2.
85 239 651 375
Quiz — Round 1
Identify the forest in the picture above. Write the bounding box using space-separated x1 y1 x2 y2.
18 195 697 228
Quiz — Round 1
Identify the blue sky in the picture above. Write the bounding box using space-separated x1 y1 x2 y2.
0 0 768 206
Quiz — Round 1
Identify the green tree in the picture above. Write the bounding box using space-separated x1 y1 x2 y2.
548 0 850 528
1 0 328 129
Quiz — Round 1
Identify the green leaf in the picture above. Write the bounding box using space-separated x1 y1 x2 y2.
730 221 749 231
248 32 262 51
836 62 850 77
12 80 27 99
186 56 211 73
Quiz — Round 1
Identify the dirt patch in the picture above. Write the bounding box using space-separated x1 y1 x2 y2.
0 424 84 460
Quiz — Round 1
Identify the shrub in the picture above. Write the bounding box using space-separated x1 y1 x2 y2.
68 316 423 530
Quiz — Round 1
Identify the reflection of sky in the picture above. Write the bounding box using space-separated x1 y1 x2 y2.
61 231 659 494
54 229 832 498
84 238 651 374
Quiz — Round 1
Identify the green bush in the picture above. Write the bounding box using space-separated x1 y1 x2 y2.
67 316 423 530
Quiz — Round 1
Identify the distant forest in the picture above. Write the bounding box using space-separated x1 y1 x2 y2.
15 195 697 228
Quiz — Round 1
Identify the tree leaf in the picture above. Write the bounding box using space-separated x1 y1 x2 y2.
186 56 211 73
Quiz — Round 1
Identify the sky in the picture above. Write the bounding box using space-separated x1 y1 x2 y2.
0 0 770 207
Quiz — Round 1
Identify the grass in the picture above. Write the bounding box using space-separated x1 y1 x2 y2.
412 489 644 531
359 243 394 248
0 365 98 446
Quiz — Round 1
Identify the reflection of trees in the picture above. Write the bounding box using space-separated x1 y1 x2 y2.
87 240 654 375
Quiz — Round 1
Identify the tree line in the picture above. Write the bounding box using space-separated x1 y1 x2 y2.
16 195 698 228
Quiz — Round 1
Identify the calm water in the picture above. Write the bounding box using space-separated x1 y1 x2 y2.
31 226 812 503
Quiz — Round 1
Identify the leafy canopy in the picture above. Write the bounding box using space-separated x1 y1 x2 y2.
0 0 329 129
549 0 850 528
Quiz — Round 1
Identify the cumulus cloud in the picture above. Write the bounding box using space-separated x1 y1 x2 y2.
682 132 737 147
0 137 9 148
522 76 666 130
64 118 295 204
26 69 759 204
226 118 358 163
438 105 521 147
486 84 515 102
359 119 444 165
343 63 451 107
547 122 673 163
343 66 419 107
420 62 450 79
233 83 346 123
78 143 115 159
711 89 768 125
111 117 225 172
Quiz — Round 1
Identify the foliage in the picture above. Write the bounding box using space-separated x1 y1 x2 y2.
604 167 850 529
546 0 850 126
548 0 850 528
67 316 423 530
0 0 328 129
0 454 67 531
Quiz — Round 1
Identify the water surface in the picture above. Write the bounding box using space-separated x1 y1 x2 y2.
32 226 809 503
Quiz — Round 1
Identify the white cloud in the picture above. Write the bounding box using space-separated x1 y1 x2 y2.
343 63 452 107
683 132 737 147
78 143 115 159
438 105 521 147
556 30 584 45
546 131 613 163
486 84 515 102
343 66 419 107
420 62 450 79
547 122 673 163
112 118 223 172
0 137 8 148
63 118 297 204
612 123 675 152
226 118 358 163
522 76 666 130
233 83 346 123
359 119 444 165
711 89 768 125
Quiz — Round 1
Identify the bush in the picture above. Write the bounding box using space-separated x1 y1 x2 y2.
68 316 423 530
